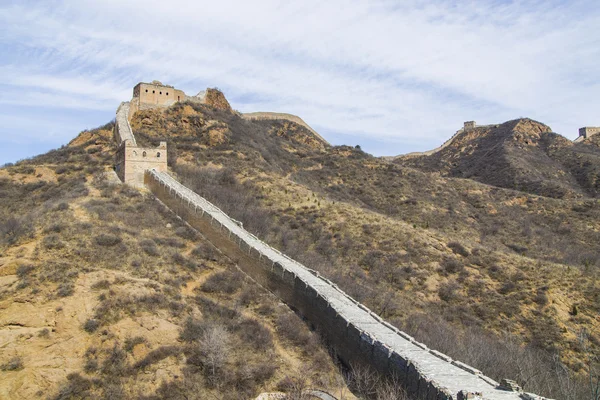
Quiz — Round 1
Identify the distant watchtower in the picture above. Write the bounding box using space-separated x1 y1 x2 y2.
129 81 186 118
464 121 476 131
578 126 600 139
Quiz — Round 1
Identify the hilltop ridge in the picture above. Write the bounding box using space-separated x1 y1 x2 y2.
395 118 600 199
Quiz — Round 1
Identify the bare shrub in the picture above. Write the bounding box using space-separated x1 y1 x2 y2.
174 226 197 240
95 233 122 247
438 280 460 302
83 319 100 333
441 258 464 274
57 283 75 297
0 216 33 245
16 264 34 278
43 234 65 250
140 239 160 256
51 373 93 400
448 241 470 257
1 356 23 371
91 279 111 290
236 318 273 350
200 270 244 294
276 313 311 348
101 344 127 377
187 324 231 379
124 336 147 352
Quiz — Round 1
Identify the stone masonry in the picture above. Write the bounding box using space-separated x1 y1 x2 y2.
578 126 600 139
115 140 167 188
464 121 476 131
113 95 167 188
129 81 186 117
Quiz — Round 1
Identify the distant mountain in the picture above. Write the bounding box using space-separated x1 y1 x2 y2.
395 118 600 199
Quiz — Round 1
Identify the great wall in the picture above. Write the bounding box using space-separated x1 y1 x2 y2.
113 81 553 400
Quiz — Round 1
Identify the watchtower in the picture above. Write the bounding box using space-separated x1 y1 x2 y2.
464 121 476 131
578 127 600 139
129 81 186 118
115 140 168 188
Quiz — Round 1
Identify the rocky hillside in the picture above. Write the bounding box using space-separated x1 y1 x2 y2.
1 98 599 400
123 102 598 398
0 125 347 400
395 119 600 199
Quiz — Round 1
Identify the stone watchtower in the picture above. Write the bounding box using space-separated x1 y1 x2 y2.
463 121 476 131
128 81 186 118
578 126 600 139
115 140 168 188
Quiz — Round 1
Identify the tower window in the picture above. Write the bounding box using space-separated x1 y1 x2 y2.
142 151 147 157
145 89 148 93
160 91 162 94
157 152 161 158
166 92 169 95
152 90 155 94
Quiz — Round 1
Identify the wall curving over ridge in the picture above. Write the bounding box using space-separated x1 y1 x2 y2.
242 112 329 145
144 169 550 400
114 102 137 146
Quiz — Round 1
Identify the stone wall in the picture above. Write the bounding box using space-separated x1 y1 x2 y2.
113 100 167 187
578 127 600 139
115 142 167 188
133 82 185 108
144 169 549 400
114 102 137 145
242 112 329 145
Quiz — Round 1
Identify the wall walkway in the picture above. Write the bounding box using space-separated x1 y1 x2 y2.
114 102 137 146
144 169 549 400
242 112 329 145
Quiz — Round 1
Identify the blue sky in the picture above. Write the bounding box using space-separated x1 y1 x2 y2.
1 0 599 164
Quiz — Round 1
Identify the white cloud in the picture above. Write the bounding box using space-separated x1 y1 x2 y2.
0 0 599 160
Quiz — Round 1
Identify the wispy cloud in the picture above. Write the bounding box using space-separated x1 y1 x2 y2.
1 0 599 163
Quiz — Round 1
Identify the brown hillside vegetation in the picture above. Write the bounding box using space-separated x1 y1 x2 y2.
1 99 599 399
125 102 599 399
0 124 349 399
396 119 600 199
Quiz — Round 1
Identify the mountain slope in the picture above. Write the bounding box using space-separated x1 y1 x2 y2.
0 126 345 400
1 99 599 399
395 119 600 199
122 101 599 398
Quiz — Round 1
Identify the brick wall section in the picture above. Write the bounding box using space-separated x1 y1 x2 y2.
114 102 137 145
113 100 167 187
115 142 167 188
242 112 329 145
145 169 550 400
579 127 600 139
